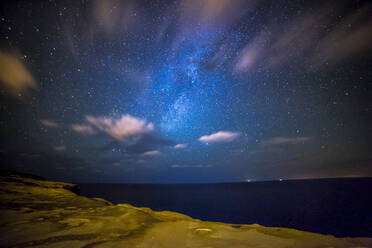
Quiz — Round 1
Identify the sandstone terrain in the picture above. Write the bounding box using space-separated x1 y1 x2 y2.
0 172 371 248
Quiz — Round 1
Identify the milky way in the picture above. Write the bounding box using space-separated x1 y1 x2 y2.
0 0 371 183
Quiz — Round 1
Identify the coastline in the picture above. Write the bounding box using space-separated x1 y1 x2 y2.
0 172 371 248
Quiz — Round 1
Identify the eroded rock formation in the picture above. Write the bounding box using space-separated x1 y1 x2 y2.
0 172 371 248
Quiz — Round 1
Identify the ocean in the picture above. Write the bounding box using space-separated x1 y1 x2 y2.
78 178 372 237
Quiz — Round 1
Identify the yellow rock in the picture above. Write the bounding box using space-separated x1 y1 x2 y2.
0 173 371 248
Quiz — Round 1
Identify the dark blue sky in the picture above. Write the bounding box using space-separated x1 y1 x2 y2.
0 0 371 183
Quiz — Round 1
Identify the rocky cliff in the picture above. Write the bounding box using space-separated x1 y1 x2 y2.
0 172 371 248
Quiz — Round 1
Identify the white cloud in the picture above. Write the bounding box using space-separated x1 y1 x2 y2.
174 143 188 149
260 137 311 146
53 146 66 152
71 124 96 135
40 119 59 128
142 150 161 156
199 131 240 143
86 114 154 141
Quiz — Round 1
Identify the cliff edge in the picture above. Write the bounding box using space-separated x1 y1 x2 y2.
0 172 371 248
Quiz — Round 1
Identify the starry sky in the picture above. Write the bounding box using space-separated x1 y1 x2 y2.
0 0 371 183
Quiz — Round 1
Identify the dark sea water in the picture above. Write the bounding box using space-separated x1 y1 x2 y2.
78 178 372 237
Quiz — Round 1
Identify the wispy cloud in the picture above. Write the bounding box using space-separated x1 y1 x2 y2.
235 2 372 72
174 143 188 149
142 150 161 156
311 3 372 67
92 0 137 35
170 0 256 52
86 114 154 141
40 120 59 128
199 131 240 143
0 51 36 96
70 124 96 135
53 146 66 152
235 31 268 72
171 164 213 168
260 137 311 147
179 0 254 29
249 147 283 155
235 11 328 73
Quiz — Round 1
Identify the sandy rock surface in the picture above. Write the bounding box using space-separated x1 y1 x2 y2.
0 172 371 248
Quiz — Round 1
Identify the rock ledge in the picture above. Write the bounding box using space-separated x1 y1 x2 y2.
0 173 371 248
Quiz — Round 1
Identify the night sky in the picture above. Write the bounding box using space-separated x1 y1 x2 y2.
0 0 371 183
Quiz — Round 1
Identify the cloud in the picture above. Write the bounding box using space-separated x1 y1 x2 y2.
53 146 66 152
86 114 154 141
71 124 96 135
260 137 311 147
92 0 136 35
142 150 161 156
235 3 372 72
179 0 254 29
40 120 59 128
235 31 269 72
169 0 256 53
174 143 188 149
235 11 328 73
311 3 372 67
0 51 36 96
88 133 174 156
249 147 283 155
171 164 213 168
199 131 240 143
